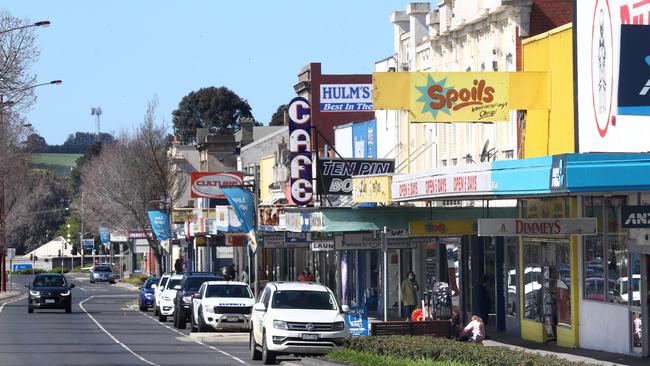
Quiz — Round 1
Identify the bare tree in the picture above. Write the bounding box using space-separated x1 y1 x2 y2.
81 99 186 275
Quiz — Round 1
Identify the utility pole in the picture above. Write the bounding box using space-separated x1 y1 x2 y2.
91 107 102 141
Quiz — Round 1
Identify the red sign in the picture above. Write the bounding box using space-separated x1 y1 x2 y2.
191 172 243 198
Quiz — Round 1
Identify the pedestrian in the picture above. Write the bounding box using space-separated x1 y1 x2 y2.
239 269 249 284
475 275 491 328
298 269 313 282
174 257 183 273
401 271 419 321
456 315 486 344
633 312 642 347
225 263 237 281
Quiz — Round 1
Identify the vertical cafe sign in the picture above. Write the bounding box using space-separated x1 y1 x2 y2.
288 97 313 205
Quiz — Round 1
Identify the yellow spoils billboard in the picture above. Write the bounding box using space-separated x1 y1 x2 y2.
373 72 548 123
352 175 392 203
410 219 477 236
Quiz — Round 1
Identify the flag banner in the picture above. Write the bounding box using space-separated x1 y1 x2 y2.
98 227 111 246
147 210 171 241
221 187 258 253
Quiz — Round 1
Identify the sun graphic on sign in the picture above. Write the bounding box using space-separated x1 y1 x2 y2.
415 75 454 118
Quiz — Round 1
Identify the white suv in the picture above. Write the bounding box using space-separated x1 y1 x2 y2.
250 282 348 364
158 273 183 322
191 281 255 332
153 274 170 317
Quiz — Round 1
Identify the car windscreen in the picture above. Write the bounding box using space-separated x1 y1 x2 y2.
159 277 169 288
33 275 66 287
206 285 252 298
144 278 159 289
94 266 113 272
271 290 337 310
167 279 181 289
185 277 216 292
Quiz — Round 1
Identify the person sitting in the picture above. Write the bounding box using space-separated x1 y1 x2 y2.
456 315 486 344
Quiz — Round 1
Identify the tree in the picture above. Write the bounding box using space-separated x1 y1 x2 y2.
172 86 253 143
24 132 47 152
81 99 186 275
69 141 103 193
269 104 287 126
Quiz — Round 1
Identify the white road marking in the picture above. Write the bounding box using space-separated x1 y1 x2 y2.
79 296 160 366
140 312 248 365
0 295 27 314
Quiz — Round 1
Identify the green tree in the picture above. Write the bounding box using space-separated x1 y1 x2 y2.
269 104 287 126
70 141 103 193
172 86 253 143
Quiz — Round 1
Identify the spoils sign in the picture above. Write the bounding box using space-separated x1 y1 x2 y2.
288 97 313 205
411 73 509 122
191 172 243 199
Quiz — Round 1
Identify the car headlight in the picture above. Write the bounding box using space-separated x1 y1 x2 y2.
332 321 345 331
204 306 214 313
60 290 70 296
29 290 40 297
145 293 154 299
182 295 192 304
273 320 288 330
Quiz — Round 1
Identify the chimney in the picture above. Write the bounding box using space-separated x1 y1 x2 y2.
240 117 255 147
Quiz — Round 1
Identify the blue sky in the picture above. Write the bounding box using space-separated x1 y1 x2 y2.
3 1 410 144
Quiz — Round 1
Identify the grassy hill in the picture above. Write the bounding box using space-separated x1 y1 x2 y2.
30 153 82 176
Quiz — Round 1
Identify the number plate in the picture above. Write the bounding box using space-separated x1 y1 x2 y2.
45 299 55 304
226 316 240 322
301 333 318 340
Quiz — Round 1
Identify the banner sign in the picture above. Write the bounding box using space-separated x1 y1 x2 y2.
221 187 258 253
392 163 493 201
617 25 650 116
285 212 310 232
410 220 477 236
311 240 335 251
288 96 313 205
477 218 598 236
191 172 243 199
81 239 95 250
285 231 311 244
147 210 171 241
352 175 393 203
320 84 373 112
318 158 394 195
215 206 244 232
99 227 111 245
345 306 369 337
622 205 650 228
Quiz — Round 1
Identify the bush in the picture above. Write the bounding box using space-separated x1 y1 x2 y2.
341 336 589 366
50 267 70 274
122 274 149 286
328 349 471 366
70 266 89 273
11 268 46 275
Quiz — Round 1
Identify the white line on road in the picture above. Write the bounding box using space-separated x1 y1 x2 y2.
140 312 248 365
0 295 27 314
79 296 160 366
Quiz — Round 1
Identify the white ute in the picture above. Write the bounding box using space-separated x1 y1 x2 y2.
191 281 255 332
158 273 183 322
250 282 348 364
153 273 170 317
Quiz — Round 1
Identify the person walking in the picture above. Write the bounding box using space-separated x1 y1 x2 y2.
239 269 249 284
174 257 183 273
401 271 419 321
226 263 237 281
298 269 313 282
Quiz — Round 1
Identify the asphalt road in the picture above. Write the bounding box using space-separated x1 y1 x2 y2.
0 274 299 366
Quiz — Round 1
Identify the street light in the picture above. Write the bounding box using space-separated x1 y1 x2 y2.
0 20 50 35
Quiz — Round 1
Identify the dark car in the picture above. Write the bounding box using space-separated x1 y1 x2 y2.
139 277 160 311
26 273 75 313
173 272 224 329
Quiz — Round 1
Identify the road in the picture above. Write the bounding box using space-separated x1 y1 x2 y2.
0 274 300 366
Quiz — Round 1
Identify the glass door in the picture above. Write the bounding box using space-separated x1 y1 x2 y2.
505 237 520 336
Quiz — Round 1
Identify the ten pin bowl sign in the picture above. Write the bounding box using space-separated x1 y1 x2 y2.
191 172 243 199
288 97 313 205
478 218 598 236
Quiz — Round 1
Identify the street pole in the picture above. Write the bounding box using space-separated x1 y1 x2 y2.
253 164 260 299
382 226 388 322
0 95 7 292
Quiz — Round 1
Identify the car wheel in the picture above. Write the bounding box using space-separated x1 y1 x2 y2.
176 309 186 329
154 305 159 316
262 331 276 365
66 302 72 313
250 331 262 360
198 308 211 332
139 302 147 312
190 311 197 332
28 306 34 314
159 314 167 322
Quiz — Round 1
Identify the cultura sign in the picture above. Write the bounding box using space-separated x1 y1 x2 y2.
191 172 243 198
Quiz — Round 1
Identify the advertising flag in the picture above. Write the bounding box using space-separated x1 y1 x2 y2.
221 187 258 253
98 227 111 246
147 210 171 241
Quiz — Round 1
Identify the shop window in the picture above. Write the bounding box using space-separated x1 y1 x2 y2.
523 244 542 321
505 241 517 317
556 243 571 326
582 196 629 304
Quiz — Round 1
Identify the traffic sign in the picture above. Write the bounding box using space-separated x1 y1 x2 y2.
81 239 95 250
12 263 32 272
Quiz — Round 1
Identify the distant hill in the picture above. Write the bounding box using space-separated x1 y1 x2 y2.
30 153 82 176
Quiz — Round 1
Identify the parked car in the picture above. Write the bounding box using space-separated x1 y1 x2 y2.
158 273 183 322
191 281 255 332
250 282 348 364
89 264 116 284
26 273 75 313
173 272 224 329
138 277 160 311
153 274 170 316
613 275 641 306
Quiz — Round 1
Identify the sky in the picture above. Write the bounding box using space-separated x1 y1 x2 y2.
2 0 411 145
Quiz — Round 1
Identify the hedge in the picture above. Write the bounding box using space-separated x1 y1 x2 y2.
341 336 589 366
328 349 471 366
122 274 149 286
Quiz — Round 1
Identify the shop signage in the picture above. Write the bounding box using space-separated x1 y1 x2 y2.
128 231 153 239
392 163 492 201
216 246 234 257
285 212 310 232
352 175 392 203
576 0 650 152
337 232 415 250
318 158 394 195
345 306 369 337
410 220 477 236
386 238 417 249
288 96 313 205
320 84 373 112
191 172 243 199
386 228 409 238
215 206 243 232
225 235 245 247
259 206 284 226
622 205 650 228
477 218 598 236
285 232 311 244
311 212 325 231
311 240 335 251
549 155 567 191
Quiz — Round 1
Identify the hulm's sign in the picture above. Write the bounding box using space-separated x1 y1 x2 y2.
320 84 372 112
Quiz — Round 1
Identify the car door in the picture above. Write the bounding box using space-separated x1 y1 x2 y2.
253 287 271 343
193 283 205 320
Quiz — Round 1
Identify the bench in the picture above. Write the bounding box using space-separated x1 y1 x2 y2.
370 320 456 338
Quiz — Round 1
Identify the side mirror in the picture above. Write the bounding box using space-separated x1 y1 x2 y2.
138 287 143 291
174 285 182 291
24 284 30 288
253 303 266 312
151 284 157 289
70 284 75 288
194 293 202 299
341 305 350 314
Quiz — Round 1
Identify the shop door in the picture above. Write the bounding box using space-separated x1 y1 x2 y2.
504 238 520 336
630 253 648 356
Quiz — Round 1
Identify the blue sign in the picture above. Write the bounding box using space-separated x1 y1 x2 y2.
345 306 369 337
320 84 373 112
352 119 377 159
99 227 111 245
81 239 95 250
285 232 310 244
222 187 258 252
288 97 313 205
147 210 170 241
13 263 32 271
618 25 650 116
